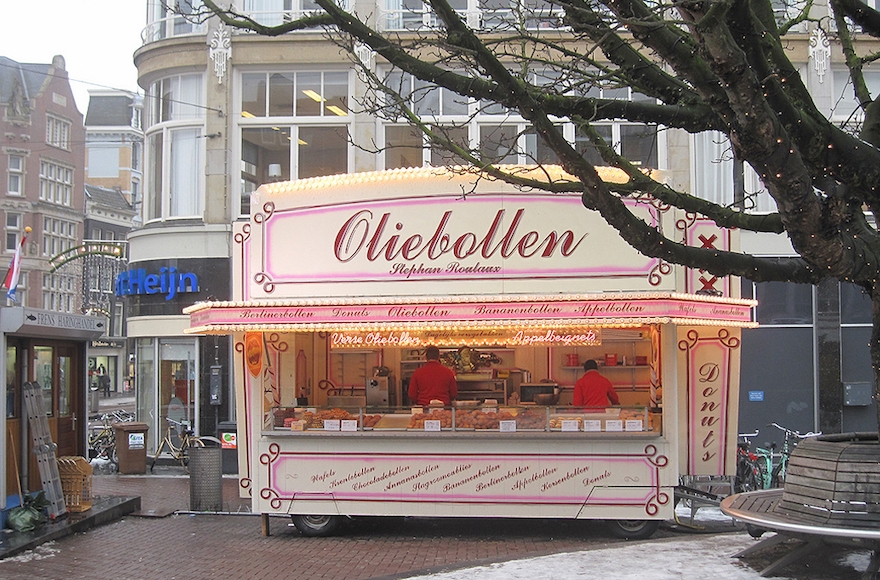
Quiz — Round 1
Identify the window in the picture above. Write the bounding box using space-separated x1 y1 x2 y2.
42 217 76 258
151 75 203 124
692 131 775 213
146 0 206 42
42 272 76 313
240 125 349 213
8 154 23 195
46 114 72 150
382 0 564 31
238 70 352 215
241 0 350 27
131 141 142 172
39 160 73 206
6 212 22 252
742 279 814 325
381 69 658 170
832 69 880 124
241 71 349 118
145 74 205 220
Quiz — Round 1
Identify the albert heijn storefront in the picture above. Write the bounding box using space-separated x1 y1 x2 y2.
186 166 757 533
120 248 232 454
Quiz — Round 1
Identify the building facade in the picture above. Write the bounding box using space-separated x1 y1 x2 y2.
0 55 104 503
83 90 144 401
130 1 878 453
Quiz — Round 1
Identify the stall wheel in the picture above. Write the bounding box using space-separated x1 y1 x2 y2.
290 514 342 537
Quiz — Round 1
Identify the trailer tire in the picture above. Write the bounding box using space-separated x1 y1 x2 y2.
290 514 342 537
607 519 660 540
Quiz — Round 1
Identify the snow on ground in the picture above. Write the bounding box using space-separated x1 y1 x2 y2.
405 534 770 579
405 506 870 580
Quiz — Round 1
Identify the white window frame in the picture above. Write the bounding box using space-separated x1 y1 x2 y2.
39 160 73 206
378 69 665 171
381 0 564 32
236 69 353 217
7 154 24 196
691 131 776 214
46 114 72 150
42 272 76 313
6 212 22 252
144 73 206 222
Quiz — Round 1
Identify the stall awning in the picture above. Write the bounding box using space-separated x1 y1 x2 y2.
185 292 757 339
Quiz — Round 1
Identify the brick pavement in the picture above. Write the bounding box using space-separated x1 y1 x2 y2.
0 395 753 578
0 469 724 580
2 470 858 580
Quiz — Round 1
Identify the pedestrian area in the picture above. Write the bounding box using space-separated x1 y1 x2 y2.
0 469 248 559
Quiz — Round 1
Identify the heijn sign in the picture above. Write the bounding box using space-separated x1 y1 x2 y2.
115 267 198 300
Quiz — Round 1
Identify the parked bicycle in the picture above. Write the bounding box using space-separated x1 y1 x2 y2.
87 409 135 466
766 422 821 487
150 417 221 472
734 431 767 493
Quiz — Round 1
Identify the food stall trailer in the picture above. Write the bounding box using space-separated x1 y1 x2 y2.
186 166 756 538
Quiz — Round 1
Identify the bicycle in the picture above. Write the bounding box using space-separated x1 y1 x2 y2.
766 422 821 487
88 416 118 465
150 417 222 472
734 431 765 493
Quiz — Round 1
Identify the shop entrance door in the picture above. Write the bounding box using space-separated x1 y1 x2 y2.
55 347 81 457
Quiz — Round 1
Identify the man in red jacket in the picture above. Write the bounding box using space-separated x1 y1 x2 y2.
573 359 620 407
408 345 458 405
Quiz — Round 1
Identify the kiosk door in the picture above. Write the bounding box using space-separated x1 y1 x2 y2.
56 347 81 457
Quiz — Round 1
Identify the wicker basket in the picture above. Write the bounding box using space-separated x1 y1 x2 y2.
57 456 93 513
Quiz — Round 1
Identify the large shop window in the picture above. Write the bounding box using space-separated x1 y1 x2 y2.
145 74 204 221
241 71 348 118
135 338 156 451
381 69 657 170
240 126 349 214
136 337 199 454
239 71 351 215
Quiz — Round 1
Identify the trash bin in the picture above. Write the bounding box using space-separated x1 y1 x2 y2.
114 422 149 475
89 387 99 415
189 445 222 511
217 421 239 475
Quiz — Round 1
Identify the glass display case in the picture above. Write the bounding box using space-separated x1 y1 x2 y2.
268 404 661 434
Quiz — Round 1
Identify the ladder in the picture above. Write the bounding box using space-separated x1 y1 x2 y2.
22 382 67 518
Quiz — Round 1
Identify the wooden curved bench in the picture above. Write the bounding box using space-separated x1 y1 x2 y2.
721 434 880 578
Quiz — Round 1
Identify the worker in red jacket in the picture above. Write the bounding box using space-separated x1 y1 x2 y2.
573 359 620 407
408 345 458 405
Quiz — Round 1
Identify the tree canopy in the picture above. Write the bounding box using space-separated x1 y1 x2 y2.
196 0 880 425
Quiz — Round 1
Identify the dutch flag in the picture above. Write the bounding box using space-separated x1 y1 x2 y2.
3 226 30 302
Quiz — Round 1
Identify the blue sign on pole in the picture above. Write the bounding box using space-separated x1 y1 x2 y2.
748 391 764 402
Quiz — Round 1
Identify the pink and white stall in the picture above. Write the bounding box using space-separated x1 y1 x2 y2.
185 166 756 537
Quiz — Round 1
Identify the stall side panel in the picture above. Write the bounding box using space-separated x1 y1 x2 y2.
676 326 742 477
255 438 673 521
